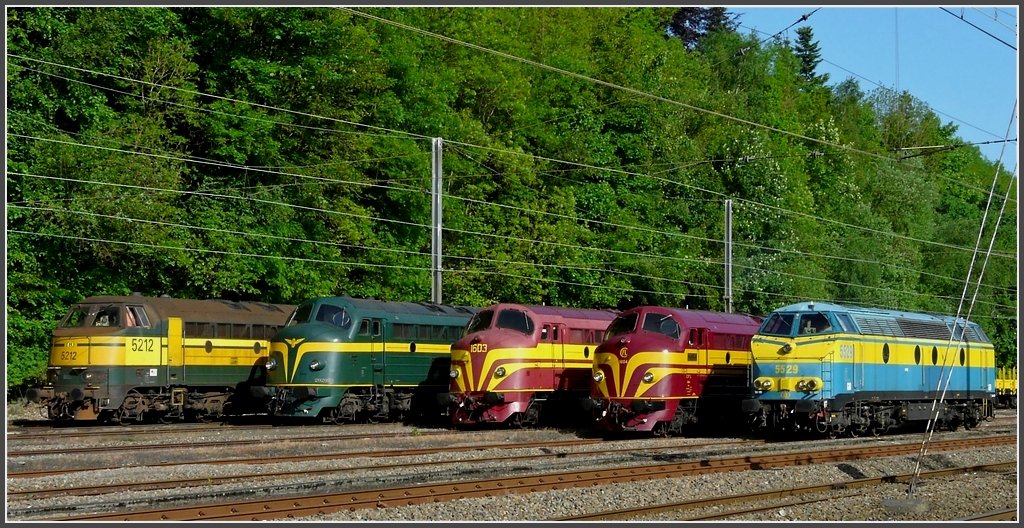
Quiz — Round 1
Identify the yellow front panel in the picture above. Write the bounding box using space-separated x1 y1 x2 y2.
50 337 94 367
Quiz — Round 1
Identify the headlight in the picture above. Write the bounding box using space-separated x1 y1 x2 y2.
83 371 94 380
593 372 605 383
495 366 506 378
796 380 807 391
266 358 278 371
805 379 818 390
755 378 773 391
449 369 459 379
309 360 324 371
642 372 654 383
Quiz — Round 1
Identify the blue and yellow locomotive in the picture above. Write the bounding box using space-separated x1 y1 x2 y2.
265 296 478 424
742 301 997 437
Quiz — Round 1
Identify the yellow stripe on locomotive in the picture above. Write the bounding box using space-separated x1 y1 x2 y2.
746 301 997 437
31 295 294 424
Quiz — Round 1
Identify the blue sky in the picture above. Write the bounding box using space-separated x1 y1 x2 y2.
732 6 1018 176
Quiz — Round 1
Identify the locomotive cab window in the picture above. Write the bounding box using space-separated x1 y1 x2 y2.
314 303 352 329
604 313 639 341
643 313 680 340
125 305 150 327
287 303 315 327
93 305 121 327
60 306 90 328
465 310 495 335
496 309 534 335
834 313 857 333
797 313 832 335
760 313 795 336
687 328 706 347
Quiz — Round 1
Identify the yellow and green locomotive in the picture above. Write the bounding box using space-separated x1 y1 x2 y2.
996 366 1017 408
27 294 295 423
265 296 478 424
742 301 997 437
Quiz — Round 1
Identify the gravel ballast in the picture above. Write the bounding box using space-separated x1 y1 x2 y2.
6 402 1018 522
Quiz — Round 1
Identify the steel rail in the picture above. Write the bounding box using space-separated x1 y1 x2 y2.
558 462 1016 520
8 438 756 499
50 434 1015 521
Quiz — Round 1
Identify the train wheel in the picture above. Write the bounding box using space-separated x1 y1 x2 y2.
329 407 347 425
507 412 524 429
97 410 117 425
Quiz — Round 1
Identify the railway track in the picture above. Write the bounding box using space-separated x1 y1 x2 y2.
556 462 1016 520
959 508 1018 521
6 428 457 458
6 422 277 441
7 437 759 499
40 434 1015 521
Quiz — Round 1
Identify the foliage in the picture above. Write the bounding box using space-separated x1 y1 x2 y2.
5 7 1017 387
793 26 829 87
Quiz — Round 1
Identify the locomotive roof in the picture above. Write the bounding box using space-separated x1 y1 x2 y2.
78 295 295 324
309 296 479 319
623 306 763 332
484 303 619 322
770 301 977 325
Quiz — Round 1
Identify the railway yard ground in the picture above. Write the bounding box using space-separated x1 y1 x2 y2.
4 401 1018 523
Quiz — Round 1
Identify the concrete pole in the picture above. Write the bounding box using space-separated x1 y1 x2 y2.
431 138 443 304
724 199 733 313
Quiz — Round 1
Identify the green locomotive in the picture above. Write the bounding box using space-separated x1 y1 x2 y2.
266 296 478 423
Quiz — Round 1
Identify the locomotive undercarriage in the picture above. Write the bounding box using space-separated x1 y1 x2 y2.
749 398 995 438
324 385 416 424
451 392 544 428
41 386 238 424
598 399 696 435
453 391 590 428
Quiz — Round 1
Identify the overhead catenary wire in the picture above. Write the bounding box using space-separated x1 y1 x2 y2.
907 101 1019 498
14 112 1015 300
735 18 1013 148
11 171 1017 314
12 123 1017 297
969 7 1018 36
9 54 1016 258
940 7 1017 50
336 7 899 165
8 26 1015 311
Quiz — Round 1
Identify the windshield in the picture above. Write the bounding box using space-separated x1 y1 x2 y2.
760 313 795 336
797 313 833 335
60 306 91 328
287 302 314 327
314 303 352 329
604 312 639 341
642 313 680 339
464 310 494 335
496 309 535 335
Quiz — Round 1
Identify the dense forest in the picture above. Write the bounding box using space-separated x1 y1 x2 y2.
6 7 1017 388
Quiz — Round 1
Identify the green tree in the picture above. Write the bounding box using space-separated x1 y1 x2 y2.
793 26 829 87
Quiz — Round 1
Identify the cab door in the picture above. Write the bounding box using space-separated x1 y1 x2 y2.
368 319 386 387
163 317 184 384
552 323 567 390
